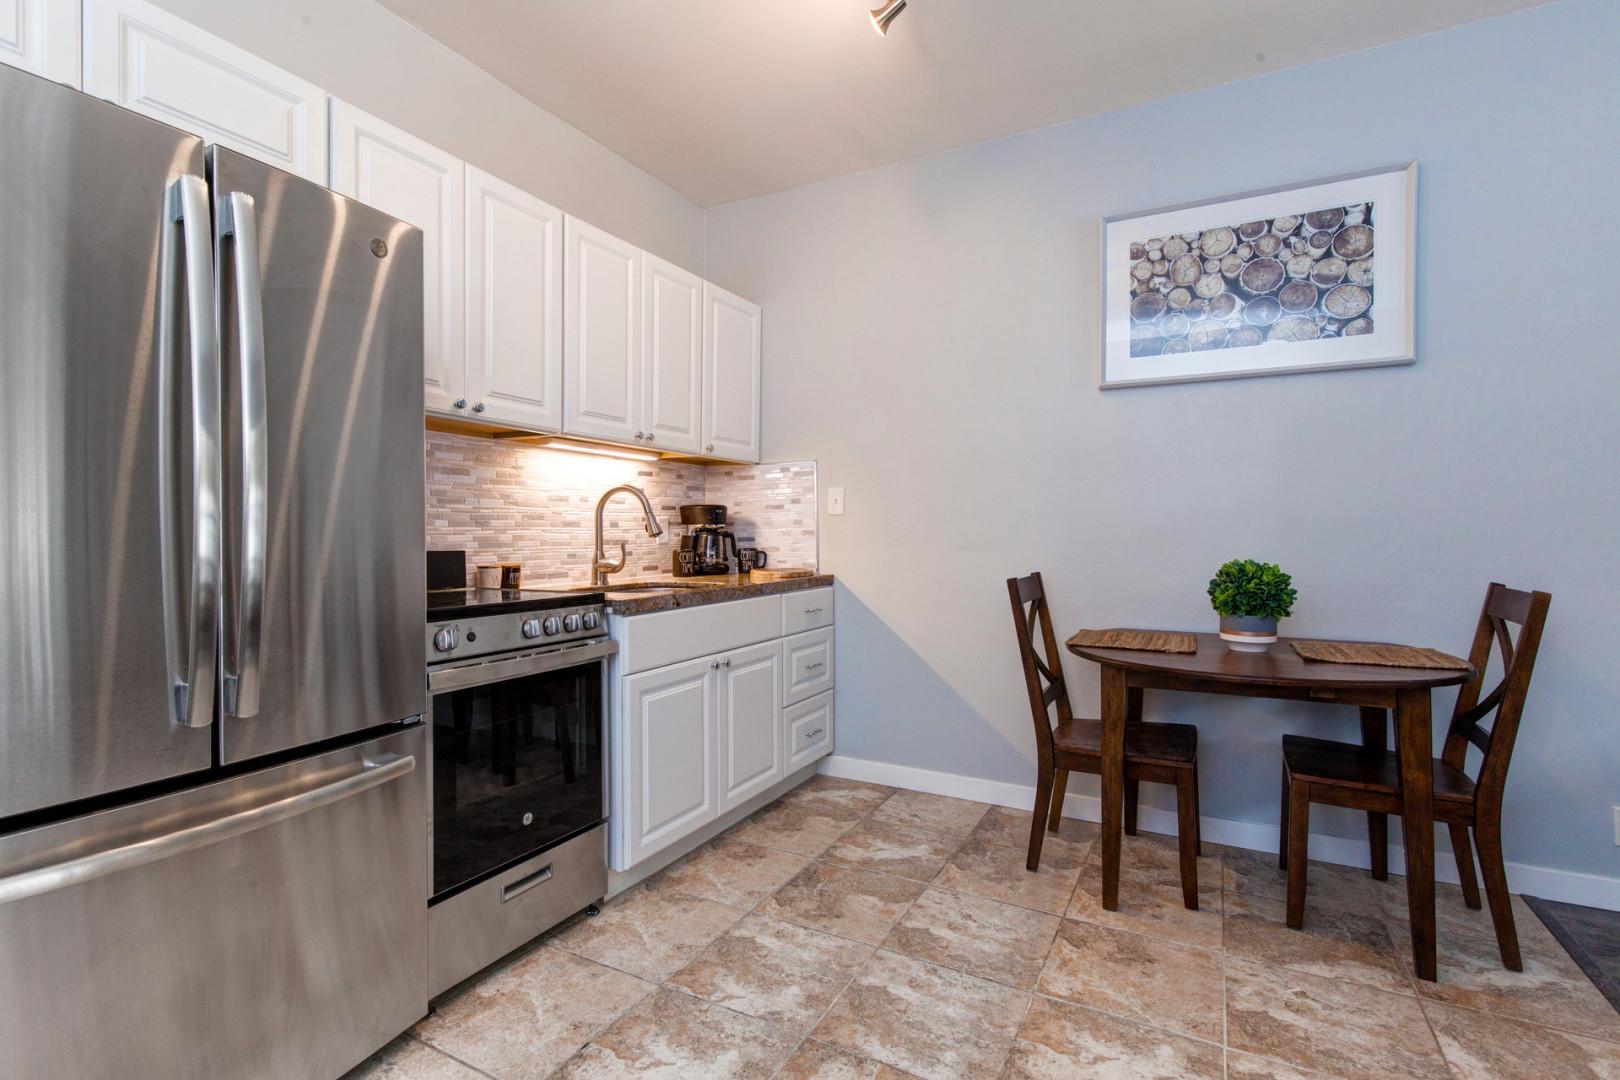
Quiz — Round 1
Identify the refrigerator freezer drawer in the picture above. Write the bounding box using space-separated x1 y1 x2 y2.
0 725 428 1080
429 824 606 997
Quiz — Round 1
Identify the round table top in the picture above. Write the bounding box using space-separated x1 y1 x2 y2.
1066 631 1473 691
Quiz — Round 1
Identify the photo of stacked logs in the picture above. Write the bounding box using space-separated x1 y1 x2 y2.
1128 203 1374 357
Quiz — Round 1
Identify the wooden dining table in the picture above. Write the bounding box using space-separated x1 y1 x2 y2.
1066 630 1473 982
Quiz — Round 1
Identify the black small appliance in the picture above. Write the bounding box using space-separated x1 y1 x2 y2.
673 504 737 576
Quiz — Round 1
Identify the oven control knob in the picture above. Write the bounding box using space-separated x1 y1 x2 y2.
542 616 563 636
432 627 459 652
520 617 542 639
581 611 600 630
563 613 582 633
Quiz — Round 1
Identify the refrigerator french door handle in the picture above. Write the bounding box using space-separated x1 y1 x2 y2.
220 192 268 719
0 753 415 906
157 174 221 731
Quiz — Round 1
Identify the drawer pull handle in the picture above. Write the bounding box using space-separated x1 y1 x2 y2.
804 727 824 739
501 863 554 903
804 661 825 671
803 607 823 615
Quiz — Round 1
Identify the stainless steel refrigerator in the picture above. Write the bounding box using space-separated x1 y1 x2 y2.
0 65 427 1078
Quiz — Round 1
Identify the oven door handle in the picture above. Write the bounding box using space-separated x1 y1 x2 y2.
428 639 618 693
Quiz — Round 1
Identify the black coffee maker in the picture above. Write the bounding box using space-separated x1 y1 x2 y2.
674 504 736 576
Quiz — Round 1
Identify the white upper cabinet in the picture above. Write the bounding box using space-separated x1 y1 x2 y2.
330 100 465 416
640 253 704 455
1 0 77 85
564 216 641 445
703 283 762 463
465 166 564 431
83 0 324 179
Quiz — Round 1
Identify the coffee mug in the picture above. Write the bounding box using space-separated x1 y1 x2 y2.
736 547 767 570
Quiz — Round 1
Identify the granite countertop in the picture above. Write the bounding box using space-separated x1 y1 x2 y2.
601 572 833 616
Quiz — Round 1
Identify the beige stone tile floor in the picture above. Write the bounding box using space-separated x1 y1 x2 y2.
349 776 1620 1080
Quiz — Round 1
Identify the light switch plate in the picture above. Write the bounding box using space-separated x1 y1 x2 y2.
827 486 845 516
1613 805 1620 846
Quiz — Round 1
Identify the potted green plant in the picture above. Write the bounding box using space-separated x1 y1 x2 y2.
1208 559 1297 652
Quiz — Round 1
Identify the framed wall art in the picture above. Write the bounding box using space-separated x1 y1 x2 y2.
1100 162 1415 388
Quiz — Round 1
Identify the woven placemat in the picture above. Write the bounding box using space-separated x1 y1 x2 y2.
1069 629 1197 654
1292 640 1469 670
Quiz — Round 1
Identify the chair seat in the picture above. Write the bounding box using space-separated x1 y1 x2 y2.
1054 718 1198 766
1282 734 1475 803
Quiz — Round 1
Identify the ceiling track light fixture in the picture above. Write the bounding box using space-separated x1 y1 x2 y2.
869 0 907 36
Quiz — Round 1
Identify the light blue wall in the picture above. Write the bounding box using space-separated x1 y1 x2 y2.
705 0 1620 883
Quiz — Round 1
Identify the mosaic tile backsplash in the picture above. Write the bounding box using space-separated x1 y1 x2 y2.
425 432 817 585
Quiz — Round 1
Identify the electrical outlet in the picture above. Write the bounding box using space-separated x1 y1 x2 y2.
827 486 845 516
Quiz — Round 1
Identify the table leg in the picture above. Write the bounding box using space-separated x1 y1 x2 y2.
1099 665 1127 911
1359 706 1389 881
1395 688 1437 982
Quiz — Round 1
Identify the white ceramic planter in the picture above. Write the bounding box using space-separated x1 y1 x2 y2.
1219 614 1278 653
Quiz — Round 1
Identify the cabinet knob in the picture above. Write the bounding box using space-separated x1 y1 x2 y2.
634 431 644 440
721 657 732 668
705 443 714 452
645 433 654 442
452 398 467 409
710 660 720 670
472 402 485 413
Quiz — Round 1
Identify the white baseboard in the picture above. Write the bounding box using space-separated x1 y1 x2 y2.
819 754 1620 912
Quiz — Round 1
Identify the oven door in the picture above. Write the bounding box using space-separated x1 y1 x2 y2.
427 639 615 901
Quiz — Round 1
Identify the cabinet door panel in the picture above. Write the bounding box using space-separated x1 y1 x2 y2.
0 0 77 85
330 101 464 415
466 166 562 431
702 282 762 463
564 217 640 444
641 254 702 454
84 0 324 178
717 641 782 813
624 657 715 866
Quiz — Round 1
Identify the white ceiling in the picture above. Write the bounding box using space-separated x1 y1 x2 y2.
379 0 1548 208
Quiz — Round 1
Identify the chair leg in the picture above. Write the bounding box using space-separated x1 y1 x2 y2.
1191 762 1203 857
1175 769 1199 909
1285 779 1311 929
1367 812 1389 882
1449 823 1482 910
1124 779 1139 836
1474 818 1522 971
1047 769 1069 834
1278 766 1291 870
1028 764 1053 873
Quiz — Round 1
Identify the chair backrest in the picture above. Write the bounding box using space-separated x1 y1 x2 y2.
1440 582 1551 814
1007 572 1073 762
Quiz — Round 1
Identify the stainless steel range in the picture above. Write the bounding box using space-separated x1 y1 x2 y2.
426 579 615 996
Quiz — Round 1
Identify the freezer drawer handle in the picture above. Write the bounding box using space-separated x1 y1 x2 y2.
500 864 554 903
220 191 268 719
0 753 415 906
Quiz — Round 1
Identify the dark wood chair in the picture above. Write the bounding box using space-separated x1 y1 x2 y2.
1281 582 1551 970
1007 572 1203 907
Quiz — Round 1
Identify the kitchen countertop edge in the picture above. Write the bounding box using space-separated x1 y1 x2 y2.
604 574 834 616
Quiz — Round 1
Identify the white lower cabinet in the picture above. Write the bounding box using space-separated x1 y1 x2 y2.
610 591 834 871
717 641 784 813
621 655 716 869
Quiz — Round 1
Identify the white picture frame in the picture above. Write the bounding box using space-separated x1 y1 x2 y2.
1100 162 1416 389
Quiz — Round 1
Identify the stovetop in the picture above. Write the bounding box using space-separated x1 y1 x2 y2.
426 587 605 621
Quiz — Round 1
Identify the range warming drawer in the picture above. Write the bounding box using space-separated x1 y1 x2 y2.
429 824 606 997
0 725 428 1080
